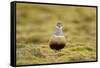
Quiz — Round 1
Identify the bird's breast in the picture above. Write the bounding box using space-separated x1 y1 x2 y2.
49 35 66 46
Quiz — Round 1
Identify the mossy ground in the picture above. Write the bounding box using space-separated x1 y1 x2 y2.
16 3 96 65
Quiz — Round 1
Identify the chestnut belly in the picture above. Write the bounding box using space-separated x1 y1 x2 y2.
50 43 65 51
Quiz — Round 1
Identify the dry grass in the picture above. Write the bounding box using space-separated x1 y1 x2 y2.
16 3 96 65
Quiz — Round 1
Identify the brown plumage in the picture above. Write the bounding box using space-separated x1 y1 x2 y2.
49 22 66 51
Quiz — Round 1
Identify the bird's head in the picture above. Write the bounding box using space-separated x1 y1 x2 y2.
56 21 62 29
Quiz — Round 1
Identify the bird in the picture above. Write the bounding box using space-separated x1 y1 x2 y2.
49 21 66 51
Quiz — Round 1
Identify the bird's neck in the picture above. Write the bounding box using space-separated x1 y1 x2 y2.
55 27 63 36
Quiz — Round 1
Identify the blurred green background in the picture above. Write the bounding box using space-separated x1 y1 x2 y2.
16 3 96 65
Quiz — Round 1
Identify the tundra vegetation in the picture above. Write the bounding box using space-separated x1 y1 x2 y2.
16 3 96 65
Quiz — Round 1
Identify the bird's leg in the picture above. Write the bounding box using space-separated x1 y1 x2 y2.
59 49 62 52
54 50 57 53
54 50 58 60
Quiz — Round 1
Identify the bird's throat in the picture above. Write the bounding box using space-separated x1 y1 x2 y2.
55 27 63 36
